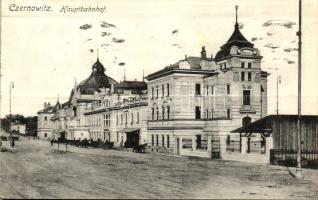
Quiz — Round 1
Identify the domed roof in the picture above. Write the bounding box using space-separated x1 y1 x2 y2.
214 6 254 62
77 58 118 95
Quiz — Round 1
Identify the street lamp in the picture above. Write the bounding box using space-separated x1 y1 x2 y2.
9 82 14 115
276 76 281 115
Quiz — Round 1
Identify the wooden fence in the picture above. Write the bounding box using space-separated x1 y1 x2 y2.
270 149 318 169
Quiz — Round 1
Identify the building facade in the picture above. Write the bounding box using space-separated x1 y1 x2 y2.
37 102 56 139
146 11 268 158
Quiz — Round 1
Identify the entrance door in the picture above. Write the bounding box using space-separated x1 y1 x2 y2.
176 138 180 155
125 131 139 148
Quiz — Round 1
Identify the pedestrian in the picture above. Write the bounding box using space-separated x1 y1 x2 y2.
51 139 54 146
11 138 15 148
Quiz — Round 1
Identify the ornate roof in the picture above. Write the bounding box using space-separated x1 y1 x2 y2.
214 7 254 62
77 58 118 95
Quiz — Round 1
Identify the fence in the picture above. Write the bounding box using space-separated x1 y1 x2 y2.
270 149 318 169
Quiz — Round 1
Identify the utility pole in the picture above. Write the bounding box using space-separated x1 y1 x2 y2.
9 82 14 115
296 0 302 179
276 76 281 115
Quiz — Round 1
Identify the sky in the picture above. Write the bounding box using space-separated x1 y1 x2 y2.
1 0 318 117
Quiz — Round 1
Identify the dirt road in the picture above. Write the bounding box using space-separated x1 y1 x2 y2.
0 139 317 199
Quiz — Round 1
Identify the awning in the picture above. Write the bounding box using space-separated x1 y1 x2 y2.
119 128 140 133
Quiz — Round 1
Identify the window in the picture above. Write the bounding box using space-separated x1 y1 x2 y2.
167 135 170 147
162 135 165 147
241 62 245 68
156 135 159 146
206 110 209 119
117 132 119 142
206 86 209 95
227 85 231 94
156 108 159 120
121 114 123 125
248 62 252 68
195 106 201 119
227 109 231 119
196 135 202 149
248 72 252 81
241 72 245 81
167 83 170 97
116 114 118 125
151 87 154 99
242 117 252 126
224 63 227 69
162 84 164 97
156 86 159 99
211 86 214 95
167 106 170 120
152 135 154 146
226 135 231 145
195 83 201 95
44 116 47 121
44 133 47 137
136 112 139 124
162 107 165 120
151 108 154 120
125 113 128 125
243 90 251 105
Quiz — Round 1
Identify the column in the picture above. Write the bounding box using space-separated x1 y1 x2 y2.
192 136 196 151
207 135 212 157
241 137 247 154
265 134 273 164
220 135 227 159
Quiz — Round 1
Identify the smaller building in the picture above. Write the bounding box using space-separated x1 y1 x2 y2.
37 102 56 139
231 115 318 168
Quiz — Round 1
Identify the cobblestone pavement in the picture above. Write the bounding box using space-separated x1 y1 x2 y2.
0 139 317 199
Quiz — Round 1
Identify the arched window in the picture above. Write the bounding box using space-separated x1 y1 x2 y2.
242 116 252 126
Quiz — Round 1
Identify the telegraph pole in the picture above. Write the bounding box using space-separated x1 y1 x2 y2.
276 76 281 115
296 0 302 179
9 82 14 115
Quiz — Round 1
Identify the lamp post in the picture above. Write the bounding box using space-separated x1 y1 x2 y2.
9 82 14 115
276 76 281 115
296 0 302 179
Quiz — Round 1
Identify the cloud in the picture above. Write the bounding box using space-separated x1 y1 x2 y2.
284 58 295 64
101 32 112 37
263 20 296 28
79 24 92 30
251 37 263 42
172 29 179 34
267 32 273 36
100 21 117 28
112 38 125 43
172 43 182 48
89 49 94 53
264 43 280 49
284 48 298 53
118 62 126 66
101 43 110 47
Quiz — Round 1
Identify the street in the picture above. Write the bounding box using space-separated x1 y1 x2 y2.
0 138 317 199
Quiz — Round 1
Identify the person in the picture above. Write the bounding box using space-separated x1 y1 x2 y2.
51 139 54 146
11 138 15 148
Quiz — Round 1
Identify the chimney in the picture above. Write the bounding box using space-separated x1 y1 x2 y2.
201 46 206 60
185 54 187 60
44 102 47 108
47 102 51 107
211 54 213 59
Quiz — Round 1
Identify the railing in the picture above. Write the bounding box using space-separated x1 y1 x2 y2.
270 149 318 169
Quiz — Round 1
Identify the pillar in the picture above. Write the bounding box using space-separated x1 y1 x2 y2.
192 136 196 151
265 134 273 164
207 135 212 157
241 137 247 154
179 137 183 155
220 135 227 159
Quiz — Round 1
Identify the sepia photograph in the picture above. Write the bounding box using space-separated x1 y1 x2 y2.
0 0 318 199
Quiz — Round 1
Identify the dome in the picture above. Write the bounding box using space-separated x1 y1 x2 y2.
77 58 118 95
